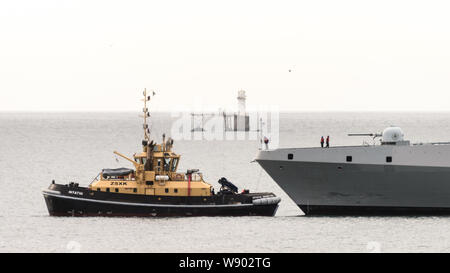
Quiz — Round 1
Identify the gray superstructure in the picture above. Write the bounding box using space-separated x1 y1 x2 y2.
256 127 450 215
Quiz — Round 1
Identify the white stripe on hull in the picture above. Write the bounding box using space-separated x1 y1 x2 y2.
42 191 254 208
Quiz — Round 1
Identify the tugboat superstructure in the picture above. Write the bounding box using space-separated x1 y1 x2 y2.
43 89 280 217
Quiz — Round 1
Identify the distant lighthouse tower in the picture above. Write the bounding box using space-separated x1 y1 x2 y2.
237 90 246 116
234 90 249 131
221 90 250 131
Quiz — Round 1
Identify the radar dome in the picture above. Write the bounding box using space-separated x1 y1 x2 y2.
382 126 404 142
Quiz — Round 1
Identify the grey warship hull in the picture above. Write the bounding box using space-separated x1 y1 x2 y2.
257 144 450 215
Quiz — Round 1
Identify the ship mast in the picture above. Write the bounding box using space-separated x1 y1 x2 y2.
142 88 155 142
142 88 156 172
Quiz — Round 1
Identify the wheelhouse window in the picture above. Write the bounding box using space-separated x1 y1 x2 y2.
171 158 178 172
164 158 171 171
346 156 352 162
156 159 162 172
386 156 392 163
288 154 294 160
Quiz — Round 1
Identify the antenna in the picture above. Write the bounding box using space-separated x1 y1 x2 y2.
141 88 155 142
259 117 266 150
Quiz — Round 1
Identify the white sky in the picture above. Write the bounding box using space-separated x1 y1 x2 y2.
1 0 450 111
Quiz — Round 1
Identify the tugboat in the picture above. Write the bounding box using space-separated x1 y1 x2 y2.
43 89 280 217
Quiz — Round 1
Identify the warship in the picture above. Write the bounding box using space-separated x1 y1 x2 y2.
43 89 280 217
257 126 450 215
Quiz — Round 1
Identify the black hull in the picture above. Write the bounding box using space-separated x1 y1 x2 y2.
43 184 279 217
299 204 450 216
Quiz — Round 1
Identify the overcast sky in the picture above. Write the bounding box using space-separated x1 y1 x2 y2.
1 0 450 111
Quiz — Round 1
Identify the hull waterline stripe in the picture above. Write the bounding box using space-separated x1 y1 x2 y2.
42 191 256 208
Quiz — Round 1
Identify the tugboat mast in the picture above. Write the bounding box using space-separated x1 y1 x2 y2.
141 88 156 171
142 88 153 142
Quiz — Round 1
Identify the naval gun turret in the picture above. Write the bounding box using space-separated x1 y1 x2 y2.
381 127 404 143
348 126 409 145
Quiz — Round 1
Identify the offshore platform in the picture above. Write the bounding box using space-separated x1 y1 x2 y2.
191 90 251 132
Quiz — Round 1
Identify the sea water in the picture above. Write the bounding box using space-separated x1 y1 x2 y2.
1 112 450 252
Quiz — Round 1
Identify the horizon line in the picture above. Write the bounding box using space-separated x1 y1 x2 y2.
2 109 450 113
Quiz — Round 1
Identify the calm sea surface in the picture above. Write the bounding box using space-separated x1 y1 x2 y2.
1 112 450 252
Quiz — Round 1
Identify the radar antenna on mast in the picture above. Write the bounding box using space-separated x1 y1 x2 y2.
141 88 156 142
